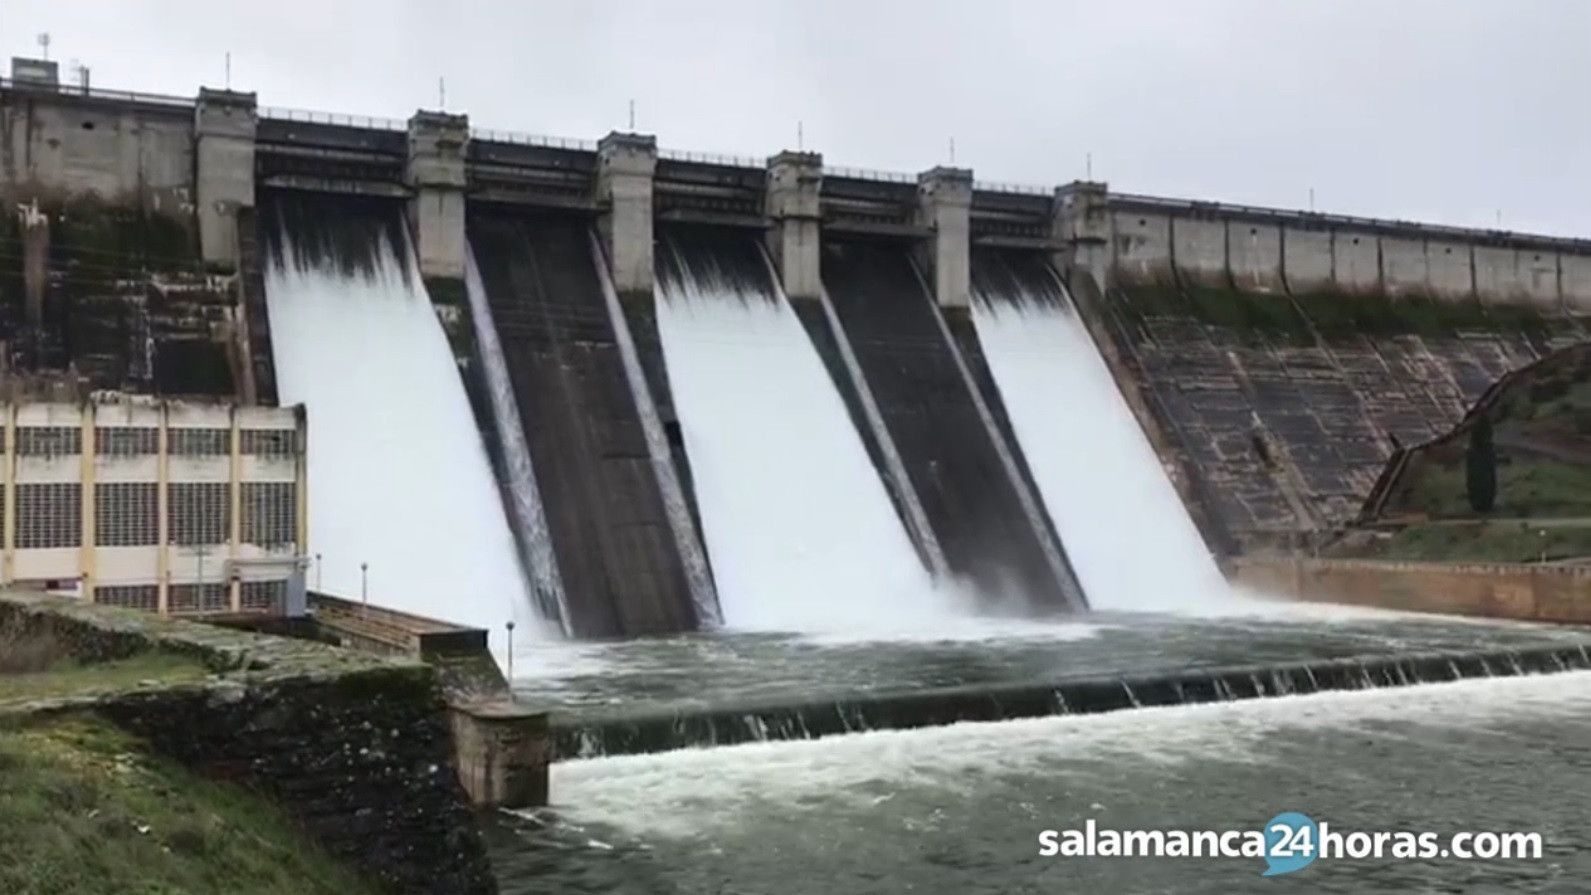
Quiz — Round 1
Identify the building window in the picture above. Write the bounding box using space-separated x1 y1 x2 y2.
95 483 159 546
241 483 297 547
95 585 158 612
16 483 81 548
17 427 81 457
240 580 287 613
168 582 229 614
169 483 230 545
96 427 159 456
169 428 229 456
240 429 298 460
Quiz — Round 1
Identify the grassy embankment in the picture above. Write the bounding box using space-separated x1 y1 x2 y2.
0 629 378 895
1350 356 1591 562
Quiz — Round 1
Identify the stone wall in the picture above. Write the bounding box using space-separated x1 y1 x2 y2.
1087 275 1582 551
0 592 497 895
1230 556 1591 623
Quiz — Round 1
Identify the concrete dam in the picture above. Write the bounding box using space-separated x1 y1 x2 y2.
5 71 1591 637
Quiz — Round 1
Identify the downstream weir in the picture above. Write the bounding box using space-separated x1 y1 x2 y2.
515 612 1591 759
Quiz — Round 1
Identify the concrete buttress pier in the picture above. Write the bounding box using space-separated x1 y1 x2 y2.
916 167 974 308
597 132 659 297
405 110 470 285
1053 181 1110 293
765 151 824 300
194 89 257 271
405 111 473 380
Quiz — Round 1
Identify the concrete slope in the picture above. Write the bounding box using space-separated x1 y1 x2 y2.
467 209 700 637
820 238 1078 613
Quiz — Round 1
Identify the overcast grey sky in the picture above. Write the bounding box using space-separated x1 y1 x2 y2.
6 0 1589 236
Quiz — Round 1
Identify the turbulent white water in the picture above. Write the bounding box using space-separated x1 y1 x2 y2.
655 246 948 632
546 670 1591 840
265 227 536 654
972 282 1230 612
465 248 568 635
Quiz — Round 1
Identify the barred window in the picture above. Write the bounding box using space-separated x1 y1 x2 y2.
17 427 81 457
241 483 297 547
95 483 159 546
168 582 229 614
16 483 81 548
96 427 159 456
169 428 229 456
95 585 159 612
169 483 230 545
240 580 287 613
241 429 298 459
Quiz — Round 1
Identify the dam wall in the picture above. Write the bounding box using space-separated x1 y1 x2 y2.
12 68 1591 586
1091 191 1591 310
1055 188 1591 553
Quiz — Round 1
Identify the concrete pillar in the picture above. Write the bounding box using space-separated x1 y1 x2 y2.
1052 181 1111 294
448 702 550 809
405 110 470 285
915 166 973 309
596 132 658 297
764 151 824 300
19 202 48 328
194 89 258 271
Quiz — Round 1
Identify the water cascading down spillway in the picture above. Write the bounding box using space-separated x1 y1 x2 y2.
969 249 1230 611
654 226 940 631
261 192 538 645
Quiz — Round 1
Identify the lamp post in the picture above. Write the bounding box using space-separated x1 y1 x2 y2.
314 552 322 591
360 561 369 615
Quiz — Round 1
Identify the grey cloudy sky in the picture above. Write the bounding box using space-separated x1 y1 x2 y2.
6 0 1589 236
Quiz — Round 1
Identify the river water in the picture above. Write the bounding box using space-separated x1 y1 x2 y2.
491 670 1591 893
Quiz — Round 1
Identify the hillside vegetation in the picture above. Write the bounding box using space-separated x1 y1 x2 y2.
0 716 379 895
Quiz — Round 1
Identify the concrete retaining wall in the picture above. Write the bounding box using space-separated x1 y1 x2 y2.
1379 235 1429 298
1103 197 1591 311
1228 220 1284 293
1520 249 1562 307
0 94 194 216
1170 215 1228 288
1560 254 1591 313
1332 229 1382 294
1281 225 1333 294
1111 210 1175 284
1426 238 1474 301
1230 556 1591 624
1473 245 1526 305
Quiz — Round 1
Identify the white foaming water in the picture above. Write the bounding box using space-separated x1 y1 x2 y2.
972 284 1231 613
655 248 952 633
545 670 1591 840
266 228 537 657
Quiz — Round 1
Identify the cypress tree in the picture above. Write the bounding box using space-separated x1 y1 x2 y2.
1466 414 1497 514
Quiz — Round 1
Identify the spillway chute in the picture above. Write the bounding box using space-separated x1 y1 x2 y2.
970 250 1230 613
262 192 539 659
